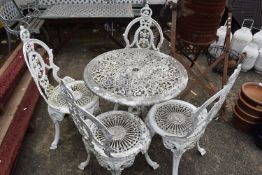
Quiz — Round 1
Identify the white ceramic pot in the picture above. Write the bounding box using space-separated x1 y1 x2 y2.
210 25 232 57
231 19 254 53
254 48 262 74
253 30 262 49
241 43 259 72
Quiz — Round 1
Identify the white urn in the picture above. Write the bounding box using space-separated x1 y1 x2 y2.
254 48 262 74
241 43 259 72
210 25 232 57
253 30 262 49
231 19 254 53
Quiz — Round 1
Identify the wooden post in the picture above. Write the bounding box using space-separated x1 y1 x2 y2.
170 2 177 55
220 10 233 121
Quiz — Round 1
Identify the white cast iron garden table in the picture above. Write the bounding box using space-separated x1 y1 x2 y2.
84 48 188 107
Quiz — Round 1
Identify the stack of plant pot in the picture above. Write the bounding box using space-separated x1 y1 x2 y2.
233 82 262 133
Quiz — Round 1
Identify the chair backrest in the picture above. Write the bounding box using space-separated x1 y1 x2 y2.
123 3 164 51
0 0 23 24
20 26 61 104
60 80 113 156
189 64 242 135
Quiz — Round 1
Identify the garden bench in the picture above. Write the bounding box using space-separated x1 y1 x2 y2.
35 0 155 18
0 0 45 53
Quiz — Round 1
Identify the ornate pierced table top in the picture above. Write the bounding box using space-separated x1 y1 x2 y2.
84 48 188 106
40 4 134 19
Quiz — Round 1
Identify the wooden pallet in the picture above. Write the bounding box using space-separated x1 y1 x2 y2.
0 43 26 113
0 44 40 175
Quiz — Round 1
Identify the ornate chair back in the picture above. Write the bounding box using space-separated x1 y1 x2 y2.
189 64 242 135
60 80 113 156
123 3 164 51
20 26 61 104
0 0 23 28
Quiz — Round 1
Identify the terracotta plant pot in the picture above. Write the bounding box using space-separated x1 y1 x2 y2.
235 102 262 123
238 93 262 118
233 106 257 133
240 82 262 109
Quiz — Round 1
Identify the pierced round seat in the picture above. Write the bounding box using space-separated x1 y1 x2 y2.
48 81 99 113
92 111 150 157
147 100 207 138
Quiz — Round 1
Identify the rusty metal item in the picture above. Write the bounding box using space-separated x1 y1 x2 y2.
177 0 227 44
207 46 244 75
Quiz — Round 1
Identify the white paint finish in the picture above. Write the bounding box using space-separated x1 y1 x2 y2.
84 48 188 107
146 64 242 175
60 80 158 174
20 27 100 149
241 42 259 72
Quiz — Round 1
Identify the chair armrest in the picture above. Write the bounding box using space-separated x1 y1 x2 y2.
4 18 30 35
26 8 42 18
19 2 42 17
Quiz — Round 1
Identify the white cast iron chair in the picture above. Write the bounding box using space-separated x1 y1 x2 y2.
20 26 99 150
60 80 159 174
113 3 164 112
146 64 242 175
123 3 164 51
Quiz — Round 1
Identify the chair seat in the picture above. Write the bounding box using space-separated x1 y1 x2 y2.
92 111 150 157
48 81 98 112
148 100 200 137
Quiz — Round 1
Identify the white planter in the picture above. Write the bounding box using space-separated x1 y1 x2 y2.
231 19 254 53
254 48 262 74
253 30 262 49
210 25 232 57
241 43 259 72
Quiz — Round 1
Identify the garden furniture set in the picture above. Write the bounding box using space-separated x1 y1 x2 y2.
18 2 242 175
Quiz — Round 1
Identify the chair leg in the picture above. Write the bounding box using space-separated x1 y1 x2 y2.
93 100 101 115
79 138 91 170
48 106 65 150
5 30 12 53
114 103 119 110
110 170 122 175
144 117 156 137
78 153 91 170
172 150 184 175
197 139 206 156
144 152 159 170
50 120 60 150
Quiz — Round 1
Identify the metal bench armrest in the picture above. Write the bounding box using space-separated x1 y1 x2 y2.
4 18 30 35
